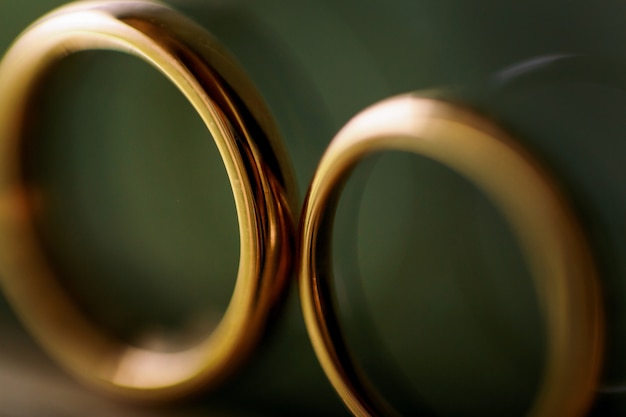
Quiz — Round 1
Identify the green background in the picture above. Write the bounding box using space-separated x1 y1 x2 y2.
0 1 625 416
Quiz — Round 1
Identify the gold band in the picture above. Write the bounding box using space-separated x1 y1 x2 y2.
299 94 604 417
0 0 297 400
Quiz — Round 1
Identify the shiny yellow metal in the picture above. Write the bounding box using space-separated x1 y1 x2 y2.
299 94 604 417
0 0 297 400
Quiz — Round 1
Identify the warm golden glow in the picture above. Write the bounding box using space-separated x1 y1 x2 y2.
0 0 297 401
299 94 603 417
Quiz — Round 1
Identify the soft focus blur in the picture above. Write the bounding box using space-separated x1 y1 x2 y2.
1 1 625 416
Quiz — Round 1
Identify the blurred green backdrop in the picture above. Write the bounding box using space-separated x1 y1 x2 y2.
0 1 625 416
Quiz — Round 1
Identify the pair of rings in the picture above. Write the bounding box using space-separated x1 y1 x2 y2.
0 2 604 417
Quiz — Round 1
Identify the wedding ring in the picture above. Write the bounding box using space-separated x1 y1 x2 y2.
0 0 297 400
299 94 603 416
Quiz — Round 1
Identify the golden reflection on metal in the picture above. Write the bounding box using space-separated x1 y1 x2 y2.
299 94 604 417
0 0 297 400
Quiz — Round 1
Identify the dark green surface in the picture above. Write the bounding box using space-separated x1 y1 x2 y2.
0 1 625 416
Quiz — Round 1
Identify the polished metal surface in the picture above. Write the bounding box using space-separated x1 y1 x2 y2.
0 1 624 416
299 94 604 417
0 0 297 400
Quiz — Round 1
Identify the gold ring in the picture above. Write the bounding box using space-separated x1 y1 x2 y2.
299 94 604 417
0 0 297 400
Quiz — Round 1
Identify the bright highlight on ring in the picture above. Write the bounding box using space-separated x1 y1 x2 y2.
0 0 297 400
299 94 604 417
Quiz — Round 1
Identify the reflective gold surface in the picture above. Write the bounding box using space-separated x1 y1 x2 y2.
0 0 297 400
299 94 604 417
